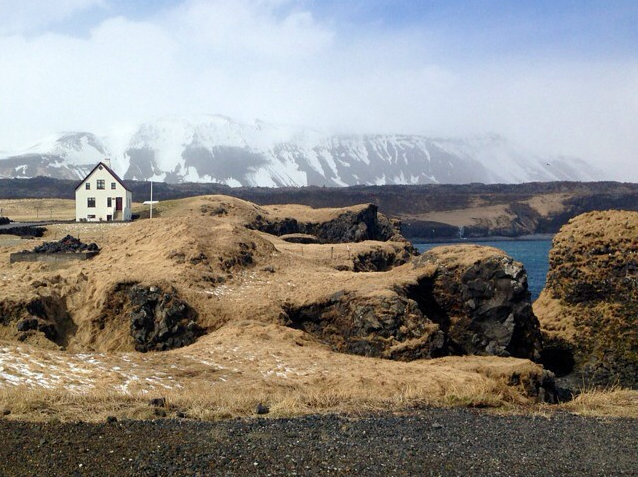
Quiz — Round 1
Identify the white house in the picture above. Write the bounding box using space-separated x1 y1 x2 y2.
75 160 132 222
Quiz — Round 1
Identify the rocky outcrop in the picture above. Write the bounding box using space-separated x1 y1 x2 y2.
414 247 542 361
126 285 204 352
282 245 542 363
534 211 638 388
249 204 402 243
0 217 9 225
352 246 414 272
281 290 446 361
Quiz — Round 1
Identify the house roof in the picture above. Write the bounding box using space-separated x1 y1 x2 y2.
75 161 131 192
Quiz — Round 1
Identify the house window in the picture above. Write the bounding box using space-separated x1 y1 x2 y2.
97 180 105 190
87 214 96 219
85 182 90 190
111 182 116 190
107 197 112 207
87 197 96 208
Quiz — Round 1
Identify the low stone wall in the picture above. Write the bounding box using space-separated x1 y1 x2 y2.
9 251 98 264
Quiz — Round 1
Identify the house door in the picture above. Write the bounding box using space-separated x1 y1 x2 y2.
116 197 123 211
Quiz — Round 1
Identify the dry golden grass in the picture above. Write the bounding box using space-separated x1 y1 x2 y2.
525 193 571 216
0 198 147 223
0 198 75 221
0 320 556 422
2 195 636 422
559 387 638 418
534 210 638 339
4 370 635 423
403 203 515 228
418 243 508 268
401 193 571 229
0 360 536 423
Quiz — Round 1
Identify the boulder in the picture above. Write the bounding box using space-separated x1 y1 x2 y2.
534 211 638 388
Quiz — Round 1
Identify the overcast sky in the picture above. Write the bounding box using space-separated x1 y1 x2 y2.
0 0 637 180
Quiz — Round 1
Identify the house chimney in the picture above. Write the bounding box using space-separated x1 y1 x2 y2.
103 158 112 169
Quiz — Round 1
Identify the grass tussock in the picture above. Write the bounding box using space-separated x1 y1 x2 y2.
559 386 638 418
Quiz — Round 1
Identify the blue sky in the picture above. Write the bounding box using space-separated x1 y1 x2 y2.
0 0 637 178
49 0 638 58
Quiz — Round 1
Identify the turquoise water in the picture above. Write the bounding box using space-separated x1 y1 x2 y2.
414 240 553 301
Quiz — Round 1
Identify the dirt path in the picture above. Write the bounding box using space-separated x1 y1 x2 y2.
1 409 636 476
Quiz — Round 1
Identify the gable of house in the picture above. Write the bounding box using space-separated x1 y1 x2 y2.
75 162 133 221
75 162 130 193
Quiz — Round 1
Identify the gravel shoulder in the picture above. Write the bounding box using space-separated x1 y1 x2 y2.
1 409 636 476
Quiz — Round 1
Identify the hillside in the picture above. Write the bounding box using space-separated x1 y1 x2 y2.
2 179 638 239
0 195 564 422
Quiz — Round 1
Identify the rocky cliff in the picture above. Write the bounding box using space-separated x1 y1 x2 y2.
534 211 638 388
281 245 543 364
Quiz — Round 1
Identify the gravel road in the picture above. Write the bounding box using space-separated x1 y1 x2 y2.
0 409 636 476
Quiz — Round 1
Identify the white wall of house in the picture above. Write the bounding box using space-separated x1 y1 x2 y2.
75 163 133 222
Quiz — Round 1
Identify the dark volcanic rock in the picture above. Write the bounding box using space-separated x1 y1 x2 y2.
535 211 638 388
282 245 542 363
413 246 543 361
352 246 414 272
0 225 46 237
125 284 204 352
249 204 402 243
281 291 446 361
29 235 99 254
0 217 9 225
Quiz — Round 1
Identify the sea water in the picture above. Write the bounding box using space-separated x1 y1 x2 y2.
414 239 553 301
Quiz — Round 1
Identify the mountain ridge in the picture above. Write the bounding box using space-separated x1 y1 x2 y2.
0 115 605 186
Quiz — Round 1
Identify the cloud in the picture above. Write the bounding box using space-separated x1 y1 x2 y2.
0 0 636 180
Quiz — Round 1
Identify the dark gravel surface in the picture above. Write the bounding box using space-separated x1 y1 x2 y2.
0 409 636 476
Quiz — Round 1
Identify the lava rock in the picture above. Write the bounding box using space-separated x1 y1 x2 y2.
30 235 100 254
281 291 446 361
414 249 543 361
248 204 405 244
16 317 39 332
126 285 205 352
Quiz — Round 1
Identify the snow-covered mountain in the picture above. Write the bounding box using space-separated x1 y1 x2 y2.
0 115 604 186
